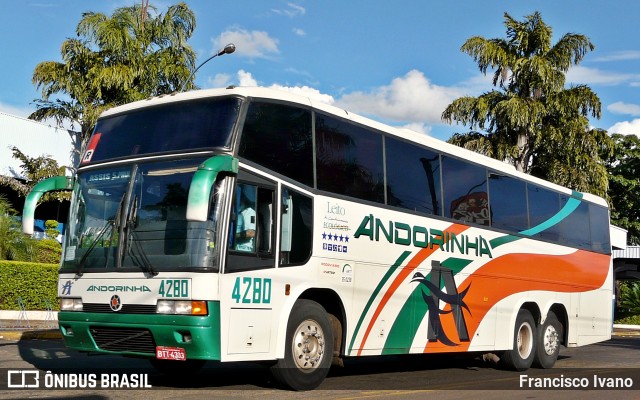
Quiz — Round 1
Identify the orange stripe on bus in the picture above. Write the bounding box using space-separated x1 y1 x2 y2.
356 223 468 355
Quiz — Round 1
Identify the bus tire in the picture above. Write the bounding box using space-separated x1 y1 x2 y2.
271 299 334 391
533 311 562 368
500 309 536 371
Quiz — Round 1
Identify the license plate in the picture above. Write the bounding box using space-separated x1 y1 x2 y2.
156 346 186 361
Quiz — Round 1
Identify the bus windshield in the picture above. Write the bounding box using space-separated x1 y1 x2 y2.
62 158 223 273
83 97 241 163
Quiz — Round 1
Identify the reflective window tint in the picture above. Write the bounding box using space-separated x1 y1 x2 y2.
386 137 441 215
558 195 591 249
527 185 560 241
280 187 313 266
239 102 313 186
590 204 611 254
316 115 384 203
489 173 528 231
238 102 611 254
90 97 240 162
442 157 489 226
230 183 258 254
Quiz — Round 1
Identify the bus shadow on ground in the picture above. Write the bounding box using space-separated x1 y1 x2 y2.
17 337 640 390
13 337 510 390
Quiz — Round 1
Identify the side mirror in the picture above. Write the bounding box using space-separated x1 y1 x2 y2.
186 155 238 222
23 176 75 234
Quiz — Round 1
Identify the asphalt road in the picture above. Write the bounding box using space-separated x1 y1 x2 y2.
1 332 639 399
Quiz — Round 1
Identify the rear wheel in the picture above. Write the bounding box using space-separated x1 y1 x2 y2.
500 309 536 371
271 299 334 391
533 311 562 368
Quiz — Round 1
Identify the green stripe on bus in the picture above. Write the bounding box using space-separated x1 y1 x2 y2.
489 234 520 248
490 191 584 249
381 257 472 355
348 251 412 354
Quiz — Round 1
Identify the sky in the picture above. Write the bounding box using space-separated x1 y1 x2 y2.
1 0 639 141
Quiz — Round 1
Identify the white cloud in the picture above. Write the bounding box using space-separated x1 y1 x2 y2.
608 119 640 136
292 28 306 37
335 70 463 124
231 70 334 104
593 50 640 62
566 65 640 86
272 3 306 17
399 122 432 135
269 84 334 105
237 70 258 86
608 101 640 116
213 28 279 59
207 73 232 88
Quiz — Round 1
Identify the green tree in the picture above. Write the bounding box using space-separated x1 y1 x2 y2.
0 195 35 261
619 281 640 315
442 12 610 196
0 147 68 203
604 133 640 244
44 220 60 241
29 2 197 148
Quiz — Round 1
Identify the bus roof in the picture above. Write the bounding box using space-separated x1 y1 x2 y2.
99 86 608 207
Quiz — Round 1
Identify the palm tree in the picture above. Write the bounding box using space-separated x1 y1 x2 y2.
29 2 197 149
442 12 610 196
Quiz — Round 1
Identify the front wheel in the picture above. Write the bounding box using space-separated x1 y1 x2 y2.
271 299 334 391
533 311 562 368
500 309 536 371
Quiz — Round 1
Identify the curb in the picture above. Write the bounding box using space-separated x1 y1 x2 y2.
0 329 61 341
613 323 640 330
612 324 640 337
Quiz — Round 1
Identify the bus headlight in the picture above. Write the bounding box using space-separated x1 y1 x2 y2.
156 300 208 315
60 298 83 311
156 300 174 314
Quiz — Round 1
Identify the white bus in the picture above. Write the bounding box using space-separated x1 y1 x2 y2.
23 87 613 390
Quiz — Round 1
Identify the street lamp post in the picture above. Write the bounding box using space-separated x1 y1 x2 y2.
181 43 236 92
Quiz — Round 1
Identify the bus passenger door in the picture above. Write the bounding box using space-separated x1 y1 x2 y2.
221 177 277 360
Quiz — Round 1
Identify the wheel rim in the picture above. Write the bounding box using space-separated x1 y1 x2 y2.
516 321 533 359
292 319 325 370
543 324 559 356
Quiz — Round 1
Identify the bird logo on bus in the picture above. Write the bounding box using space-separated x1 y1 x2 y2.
411 262 471 346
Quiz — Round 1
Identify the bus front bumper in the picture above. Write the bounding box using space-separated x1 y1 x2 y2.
57 301 221 360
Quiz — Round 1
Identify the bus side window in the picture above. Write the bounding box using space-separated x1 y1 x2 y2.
280 186 313 266
230 183 275 255
227 182 276 272
257 187 274 254
232 183 258 253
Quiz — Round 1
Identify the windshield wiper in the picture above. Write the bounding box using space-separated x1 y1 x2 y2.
123 195 158 276
76 194 125 277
